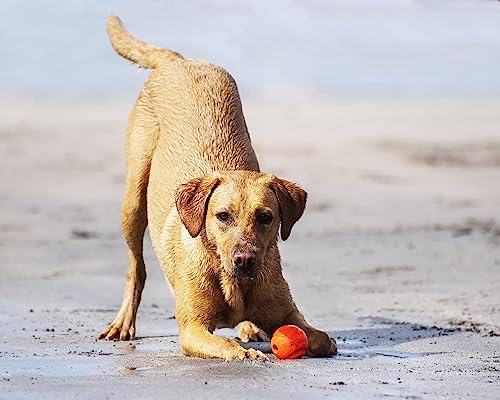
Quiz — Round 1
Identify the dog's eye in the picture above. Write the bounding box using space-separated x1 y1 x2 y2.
216 211 231 222
256 212 273 225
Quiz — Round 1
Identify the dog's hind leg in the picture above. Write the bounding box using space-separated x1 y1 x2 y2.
99 92 159 341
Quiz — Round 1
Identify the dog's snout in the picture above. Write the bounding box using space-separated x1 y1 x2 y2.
233 250 256 271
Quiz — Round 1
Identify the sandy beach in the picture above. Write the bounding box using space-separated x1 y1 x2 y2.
1 95 499 398
2 0 500 398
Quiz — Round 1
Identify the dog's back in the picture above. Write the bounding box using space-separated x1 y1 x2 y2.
106 16 259 247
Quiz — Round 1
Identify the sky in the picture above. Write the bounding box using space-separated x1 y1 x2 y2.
1 0 500 97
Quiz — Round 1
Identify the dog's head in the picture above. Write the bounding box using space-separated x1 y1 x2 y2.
175 171 307 279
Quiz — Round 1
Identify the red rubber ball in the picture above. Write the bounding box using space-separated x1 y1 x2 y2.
271 325 308 359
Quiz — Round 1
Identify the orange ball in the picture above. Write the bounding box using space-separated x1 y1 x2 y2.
271 325 308 359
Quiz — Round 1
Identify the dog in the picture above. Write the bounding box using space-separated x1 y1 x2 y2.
99 16 337 360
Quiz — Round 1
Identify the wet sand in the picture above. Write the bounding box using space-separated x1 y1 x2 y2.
1 96 499 399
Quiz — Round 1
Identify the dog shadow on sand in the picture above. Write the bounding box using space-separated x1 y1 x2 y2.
325 317 461 361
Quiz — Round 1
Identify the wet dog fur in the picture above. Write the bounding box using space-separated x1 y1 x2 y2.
99 16 337 360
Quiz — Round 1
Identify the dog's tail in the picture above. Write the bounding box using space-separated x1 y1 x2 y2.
106 16 183 69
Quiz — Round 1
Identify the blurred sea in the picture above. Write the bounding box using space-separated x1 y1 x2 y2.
1 0 500 97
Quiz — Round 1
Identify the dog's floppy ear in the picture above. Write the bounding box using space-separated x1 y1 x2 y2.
270 178 307 240
175 176 220 238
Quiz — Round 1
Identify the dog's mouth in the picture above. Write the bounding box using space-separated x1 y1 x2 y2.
221 256 262 280
230 267 258 279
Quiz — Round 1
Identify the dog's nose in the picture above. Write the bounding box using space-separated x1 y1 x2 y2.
233 250 256 270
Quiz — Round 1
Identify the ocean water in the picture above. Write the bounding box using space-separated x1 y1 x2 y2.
1 0 500 97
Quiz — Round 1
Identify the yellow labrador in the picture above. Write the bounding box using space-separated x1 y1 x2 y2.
99 16 337 360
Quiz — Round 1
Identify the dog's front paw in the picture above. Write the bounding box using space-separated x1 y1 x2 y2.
233 348 269 361
306 330 337 357
237 321 270 343
99 312 136 341
222 346 269 361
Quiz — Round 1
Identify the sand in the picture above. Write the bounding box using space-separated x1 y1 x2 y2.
1 96 499 399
